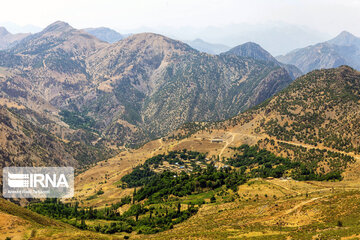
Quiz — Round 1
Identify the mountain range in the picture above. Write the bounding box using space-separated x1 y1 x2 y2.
277 31 360 73
136 23 329 55
0 21 294 151
168 65 360 163
2 20 358 171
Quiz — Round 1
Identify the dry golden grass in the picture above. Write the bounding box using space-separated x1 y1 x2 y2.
133 185 360 239
0 97 25 109
0 211 31 240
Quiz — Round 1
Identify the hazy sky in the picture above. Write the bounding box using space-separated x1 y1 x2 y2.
1 0 360 35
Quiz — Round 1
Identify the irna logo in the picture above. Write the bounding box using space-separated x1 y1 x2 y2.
3 167 74 198
7 172 69 188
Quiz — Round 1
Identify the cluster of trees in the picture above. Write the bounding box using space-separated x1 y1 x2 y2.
262 117 324 146
28 197 198 235
59 110 96 132
124 145 347 207
28 198 126 221
119 150 248 204
276 142 355 171
121 165 156 188
121 150 206 188
133 166 246 203
227 144 345 181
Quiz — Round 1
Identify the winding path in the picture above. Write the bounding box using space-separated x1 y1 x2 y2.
218 133 236 159
284 197 322 215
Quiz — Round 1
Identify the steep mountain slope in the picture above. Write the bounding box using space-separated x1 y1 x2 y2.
175 66 360 171
277 31 360 73
0 106 114 168
0 106 76 168
84 33 293 144
0 21 110 143
157 65 360 182
180 65 360 155
0 26 30 50
185 38 230 54
250 65 360 153
84 27 124 43
224 42 303 79
0 22 116 166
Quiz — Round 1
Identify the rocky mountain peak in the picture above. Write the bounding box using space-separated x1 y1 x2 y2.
225 42 277 63
100 32 196 61
122 32 194 51
327 30 360 47
42 21 74 33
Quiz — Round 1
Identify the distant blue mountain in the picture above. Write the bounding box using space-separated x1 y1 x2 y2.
84 27 124 43
185 38 230 54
